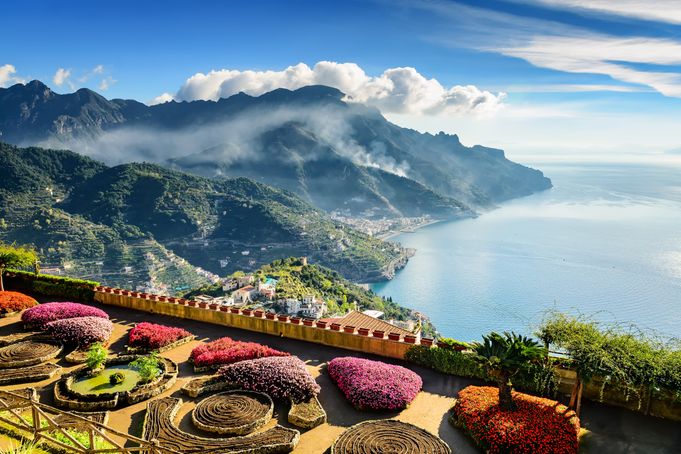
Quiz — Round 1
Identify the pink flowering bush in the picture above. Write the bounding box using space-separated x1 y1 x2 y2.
128 322 192 350
22 302 109 330
46 316 113 347
190 336 289 368
218 356 320 403
328 357 422 410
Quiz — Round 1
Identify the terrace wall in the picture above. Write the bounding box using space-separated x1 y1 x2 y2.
94 289 415 360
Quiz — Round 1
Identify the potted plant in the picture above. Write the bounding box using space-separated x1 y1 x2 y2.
253 309 264 318
404 334 417 344
277 315 289 322
158 296 168 302
113 289 121 295
316 320 328 329
388 332 401 341
420 337 434 347
122 290 130 296
330 323 342 331
290 316 301 325
229 307 241 314
372 330 385 338
149 295 159 301
358 327 370 336
343 325 356 334
220 305 230 312
303 318 314 327
265 312 276 320
209 303 219 310
187 300 197 307
242 308 253 316
198 301 208 309
177 298 187 305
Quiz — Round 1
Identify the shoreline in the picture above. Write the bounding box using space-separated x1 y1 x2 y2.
376 218 448 241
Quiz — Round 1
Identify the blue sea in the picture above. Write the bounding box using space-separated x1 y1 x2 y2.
371 161 681 341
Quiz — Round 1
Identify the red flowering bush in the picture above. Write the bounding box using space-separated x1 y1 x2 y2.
218 356 320 403
454 386 580 454
22 302 109 330
46 316 113 347
328 357 422 410
190 336 289 368
0 291 38 314
128 322 192 350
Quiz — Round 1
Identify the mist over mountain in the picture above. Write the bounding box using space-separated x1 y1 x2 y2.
0 80 551 218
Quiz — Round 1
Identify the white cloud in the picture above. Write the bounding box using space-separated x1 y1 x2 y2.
162 61 505 115
0 64 24 87
496 35 681 97
148 92 174 105
53 68 71 86
504 84 649 93
93 64 105 75
529 0 681 25
98 76 117 91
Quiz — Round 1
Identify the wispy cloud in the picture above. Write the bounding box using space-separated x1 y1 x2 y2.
0 64 24 87
98 75 117 91
53 68 71 87
527 0 681 25
504 84 650 93
153 61 506 116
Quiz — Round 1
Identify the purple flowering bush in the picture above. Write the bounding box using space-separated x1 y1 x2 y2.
218 356 320 403
22 302 109 330
328 357 422 411
46 316 113 347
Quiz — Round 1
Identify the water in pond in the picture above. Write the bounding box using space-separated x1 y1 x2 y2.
70 365 141 394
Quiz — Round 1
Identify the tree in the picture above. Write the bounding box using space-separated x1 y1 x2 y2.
0 243 38 291
86 342 108 372
472 331 546 411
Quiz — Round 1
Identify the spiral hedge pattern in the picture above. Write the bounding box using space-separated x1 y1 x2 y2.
192 390 273 435
0 340 62 368
331 420 450 454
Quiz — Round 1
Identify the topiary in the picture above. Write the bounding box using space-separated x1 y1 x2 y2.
109 371 125 385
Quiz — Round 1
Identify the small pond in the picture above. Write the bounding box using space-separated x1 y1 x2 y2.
70 365 142 394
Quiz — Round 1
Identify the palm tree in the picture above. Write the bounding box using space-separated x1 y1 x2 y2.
472 331 546 411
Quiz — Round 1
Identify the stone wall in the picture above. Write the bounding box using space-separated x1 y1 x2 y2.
94 288 418 360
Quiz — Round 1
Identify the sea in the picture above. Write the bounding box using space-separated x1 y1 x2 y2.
371 160 681 341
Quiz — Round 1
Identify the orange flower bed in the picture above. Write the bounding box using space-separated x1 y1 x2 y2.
0 291 38 314
453 386 579 454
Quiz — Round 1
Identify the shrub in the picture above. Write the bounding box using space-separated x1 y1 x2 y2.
128 322 192 350
46 316 113 347
130 353 162 383
4 269 98 301
22 302 109 330
86 342 107 370
0 291 38 314
190 336 289 368
218 356 320 403
437 338 470 350
110 371 125 385
328 357 422 410
454 386 580 454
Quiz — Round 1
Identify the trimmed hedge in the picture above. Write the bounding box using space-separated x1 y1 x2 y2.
3 269 99 301
406 345 557 397
0 291 38 314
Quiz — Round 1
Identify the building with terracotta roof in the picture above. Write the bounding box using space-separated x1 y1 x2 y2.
320 310 418 339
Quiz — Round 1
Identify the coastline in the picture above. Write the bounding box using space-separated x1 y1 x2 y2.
376 218 448 241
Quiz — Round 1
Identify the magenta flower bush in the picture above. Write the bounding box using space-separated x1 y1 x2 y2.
46 316 113 347
22 302 109 330
218 356 320 403
328 357 422 410
129 322 193 350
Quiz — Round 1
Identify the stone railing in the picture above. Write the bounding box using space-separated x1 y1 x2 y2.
93 287 429 360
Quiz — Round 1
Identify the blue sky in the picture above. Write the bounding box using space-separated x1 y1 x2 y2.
3 0 681 160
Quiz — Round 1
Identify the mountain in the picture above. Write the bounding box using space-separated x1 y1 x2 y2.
0 81 551 218
0 142 412 289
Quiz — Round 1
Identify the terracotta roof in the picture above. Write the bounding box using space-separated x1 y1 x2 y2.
320 311 414 337
235 285 255 292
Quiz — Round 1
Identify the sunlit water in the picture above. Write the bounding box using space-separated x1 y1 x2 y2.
70 365 141 394
371 162 681 341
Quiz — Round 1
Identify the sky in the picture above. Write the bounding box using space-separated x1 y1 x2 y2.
2 0 681 162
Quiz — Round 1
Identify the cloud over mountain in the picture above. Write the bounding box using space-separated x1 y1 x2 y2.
153 61 505 115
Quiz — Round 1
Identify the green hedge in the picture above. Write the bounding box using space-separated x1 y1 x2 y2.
406 345 558 397
3 269 99 301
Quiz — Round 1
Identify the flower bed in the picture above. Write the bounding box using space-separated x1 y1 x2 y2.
327 357 422 411
453 386 580 454
0 291 37 315
128 322 194 351
218 356 320 403
46 316 113 347
22 302 109 330
190 336 289 370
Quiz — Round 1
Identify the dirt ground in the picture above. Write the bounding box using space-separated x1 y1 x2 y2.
0 300 680 453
